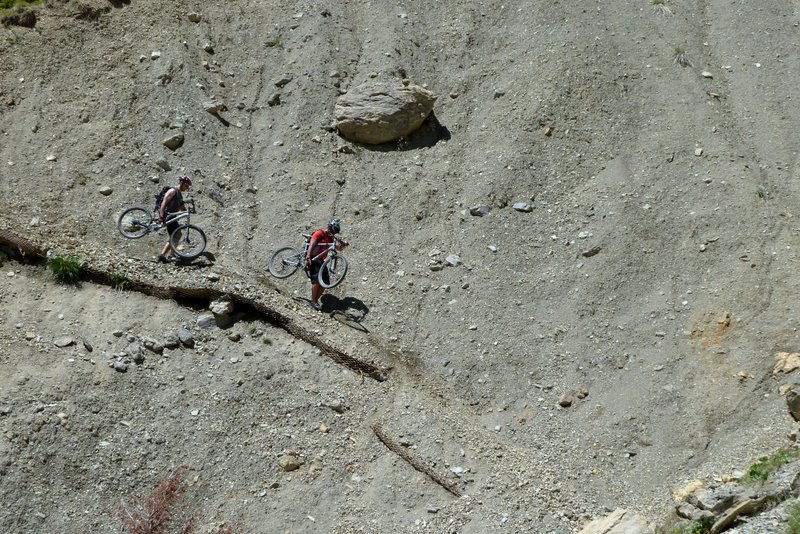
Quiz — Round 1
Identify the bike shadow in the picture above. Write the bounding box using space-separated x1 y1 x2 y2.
322 295 370 333
172 250 215 268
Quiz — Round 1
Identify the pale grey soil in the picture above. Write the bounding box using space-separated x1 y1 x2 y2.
2 0 800 532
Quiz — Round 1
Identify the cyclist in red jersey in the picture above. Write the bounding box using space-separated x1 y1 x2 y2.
306 219 348 310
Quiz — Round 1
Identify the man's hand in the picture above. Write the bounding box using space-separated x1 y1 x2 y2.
158 214 165 223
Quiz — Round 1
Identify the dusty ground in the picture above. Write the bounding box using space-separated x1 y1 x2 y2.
2 0 800 532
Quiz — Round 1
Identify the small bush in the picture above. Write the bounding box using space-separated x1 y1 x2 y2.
108 272 133 291
744 448 800 483
652 0 673 15
756 186 767 199
117 465 190 534
0 0 42 11
787 502 800 534
673 48 692 68
47 255 83 284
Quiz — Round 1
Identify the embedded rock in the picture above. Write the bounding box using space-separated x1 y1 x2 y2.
335 81 437 144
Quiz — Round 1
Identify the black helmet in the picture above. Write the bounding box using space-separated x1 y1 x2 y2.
327 219 341 233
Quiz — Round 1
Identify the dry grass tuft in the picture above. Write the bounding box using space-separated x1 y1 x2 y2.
117 465 191 534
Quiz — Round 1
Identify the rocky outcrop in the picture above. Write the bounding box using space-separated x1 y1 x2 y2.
334 81 436 144
578 508 653 534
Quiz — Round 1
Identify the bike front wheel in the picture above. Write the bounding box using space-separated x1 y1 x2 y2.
268 246 302 278
319 253 348 288
117 207 152 239
169 224 207 259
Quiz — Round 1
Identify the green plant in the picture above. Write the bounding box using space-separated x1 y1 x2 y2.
0 0 43 12
108 272 133 291
247 326 257 335
673 48 692 68
684 517 715 534
744 448 800 483
265 34 281 47
262 337 273 345
756 186 767 199
652 0 673 15
47 255 83 284
787 502 800 534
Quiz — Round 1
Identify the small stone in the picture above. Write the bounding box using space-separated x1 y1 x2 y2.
227 333 241 342
694 147 704 156
267 93 281 106
98 186 113 196
336 176 347 185
274 74 293 88
512 202 532 213
111 361 128 372
319 424 329 433
488 245 498 253
54 337 75 348
701 71 713 78
197 312 216 329
279 455 305 472
163 133 184 151
582 246 602 258
558 393 575 408
178 329 195 348
469 204 491 217
46 154 57 162
203 43 215 53
150 50 161 60
445 255 462 267
155 159 171 171
188 12 201 23
204 101 226 114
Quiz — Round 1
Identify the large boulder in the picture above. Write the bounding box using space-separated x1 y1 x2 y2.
335 81 437 144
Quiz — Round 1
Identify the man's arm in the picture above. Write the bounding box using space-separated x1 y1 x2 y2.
307 236 319 264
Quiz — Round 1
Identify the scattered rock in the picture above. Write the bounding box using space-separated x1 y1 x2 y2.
445 255 462 267
53 337 75 348
178 329 195 348
163 133 184 151
512 202 532 213
774 352 800 374
578 508 653 534
469 204 491 217
196 312 216 330
558 393 575 408
279 454 304 472
98 186 113 196
582 245 602 258
274 74 293 88
204 101 227 114
188 12 201 23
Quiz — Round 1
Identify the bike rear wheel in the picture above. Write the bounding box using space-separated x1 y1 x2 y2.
117 207 152 239
319 253 348 288
169 223 207 259
268 246 302 278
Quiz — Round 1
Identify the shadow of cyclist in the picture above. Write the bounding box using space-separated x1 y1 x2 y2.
322 295 370 333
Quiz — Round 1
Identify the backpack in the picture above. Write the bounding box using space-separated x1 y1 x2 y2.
154 186 174 213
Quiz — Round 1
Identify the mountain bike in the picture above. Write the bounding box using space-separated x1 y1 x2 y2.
268 233 349 288
117 199 207 260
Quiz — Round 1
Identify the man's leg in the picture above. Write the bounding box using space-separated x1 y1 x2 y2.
311 282 324 305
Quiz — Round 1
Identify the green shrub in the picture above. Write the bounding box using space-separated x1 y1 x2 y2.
47 255 83 284
744 448 800 483
787 502 800 534
0 0 43 12
673 48 692 67
107 272 133 291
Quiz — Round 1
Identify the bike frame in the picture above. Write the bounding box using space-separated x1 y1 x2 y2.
302 234 346 265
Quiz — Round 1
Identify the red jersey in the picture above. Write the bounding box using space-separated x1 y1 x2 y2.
310 229 335 261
